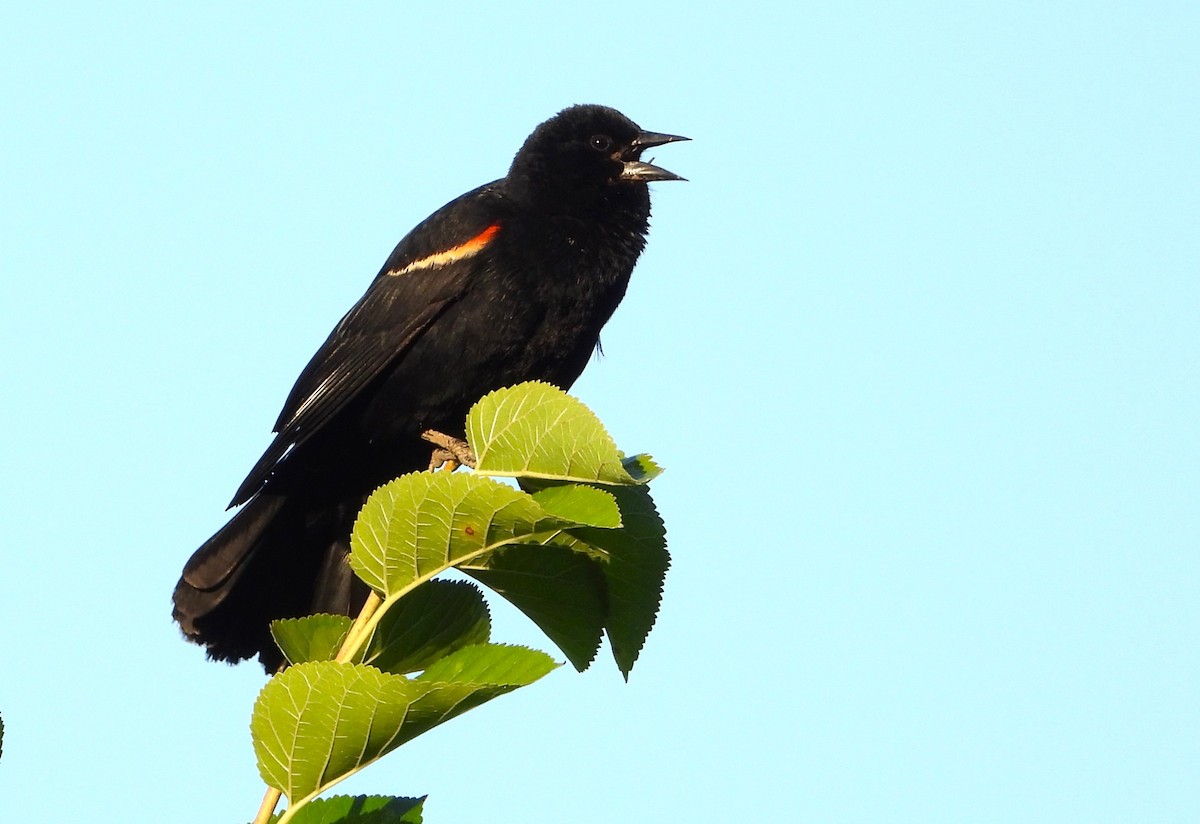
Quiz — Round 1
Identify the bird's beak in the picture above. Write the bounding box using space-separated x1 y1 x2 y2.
620 131 690 182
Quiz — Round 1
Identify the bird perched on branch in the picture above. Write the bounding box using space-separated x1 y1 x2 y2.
172 104 687 670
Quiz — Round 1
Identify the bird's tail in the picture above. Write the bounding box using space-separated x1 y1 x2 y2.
172 492 368 671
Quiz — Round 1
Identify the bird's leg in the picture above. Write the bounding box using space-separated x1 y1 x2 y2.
422 430 477 470
426 447 456 471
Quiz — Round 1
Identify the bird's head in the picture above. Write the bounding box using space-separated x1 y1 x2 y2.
507 104 688 215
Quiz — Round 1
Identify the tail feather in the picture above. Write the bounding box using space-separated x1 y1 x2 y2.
175 494 288 600
172 492 369 670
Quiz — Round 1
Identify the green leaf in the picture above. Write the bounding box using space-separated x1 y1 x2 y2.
417 642 558 685
349 472 581 600
467 382 659 485
572 486 670 678
253 663 429 807
340 385 668 682
271 614 353 664
362 580 491 674
401 644 557 742
453 481 667 675
622 452 664 483
486 484 669 677
463 545 606 671
252 653 555 809
530 484 621 528
269 794 424 824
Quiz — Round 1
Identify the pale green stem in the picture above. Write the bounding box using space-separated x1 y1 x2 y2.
250 585 384 824
252 788 282 824
335 591 383 663
251 461 462 824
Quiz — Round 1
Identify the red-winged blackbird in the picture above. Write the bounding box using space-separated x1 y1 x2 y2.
172 104 686 669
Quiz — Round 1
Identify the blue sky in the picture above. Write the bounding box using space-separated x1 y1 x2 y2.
2 3 1197 822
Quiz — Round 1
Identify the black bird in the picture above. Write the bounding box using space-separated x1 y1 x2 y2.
172 104 687 670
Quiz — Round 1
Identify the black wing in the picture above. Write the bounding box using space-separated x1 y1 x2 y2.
229 182 508 507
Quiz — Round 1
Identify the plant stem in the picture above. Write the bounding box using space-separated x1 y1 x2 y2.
253 787 282 824
249 463 459 823
331 460 462 664
250 587 383 824
336 591 383 663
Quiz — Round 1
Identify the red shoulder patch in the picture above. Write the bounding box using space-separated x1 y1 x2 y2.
388 223 501 277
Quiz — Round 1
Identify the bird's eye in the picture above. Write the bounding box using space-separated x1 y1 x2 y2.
589 134 613 152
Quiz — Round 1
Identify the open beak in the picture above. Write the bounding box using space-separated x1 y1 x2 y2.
620 130 690 182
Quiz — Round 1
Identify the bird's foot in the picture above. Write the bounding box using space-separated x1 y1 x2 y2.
422 430 477 471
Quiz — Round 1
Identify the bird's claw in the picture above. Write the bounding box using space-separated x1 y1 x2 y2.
422 430 477 470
